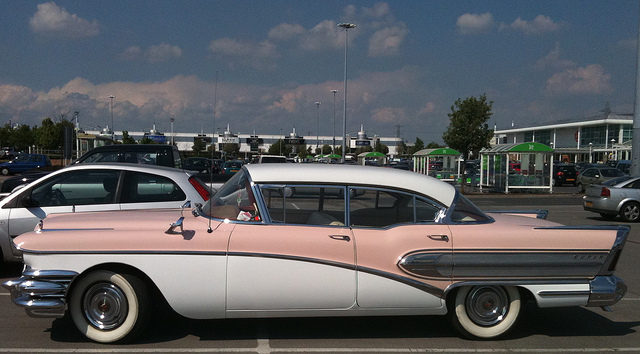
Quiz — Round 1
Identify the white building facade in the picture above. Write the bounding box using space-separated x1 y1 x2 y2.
494 113 632 163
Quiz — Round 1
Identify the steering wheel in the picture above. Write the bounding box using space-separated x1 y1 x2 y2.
53 188 67 205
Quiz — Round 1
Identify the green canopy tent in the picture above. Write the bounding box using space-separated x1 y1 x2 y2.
479 142 554 193
413 148 462 182
357 151 388 165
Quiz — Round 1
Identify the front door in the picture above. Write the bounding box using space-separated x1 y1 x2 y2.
226 185 356 311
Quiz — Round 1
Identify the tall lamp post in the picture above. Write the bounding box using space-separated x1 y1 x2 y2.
315 101 321 153
589 142 593 163
338 22 356 162
611 138 616 160
170 118 175 146
330 89 338 153
108 95 115 141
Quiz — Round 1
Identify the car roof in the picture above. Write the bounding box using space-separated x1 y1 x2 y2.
49 163 194 176
244 163 456 207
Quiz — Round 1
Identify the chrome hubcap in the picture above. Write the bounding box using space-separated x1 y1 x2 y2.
465 286 509 326
83 282 128 330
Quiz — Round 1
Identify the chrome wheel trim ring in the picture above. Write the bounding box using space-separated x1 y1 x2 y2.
465 286 509 327
83 282 128 330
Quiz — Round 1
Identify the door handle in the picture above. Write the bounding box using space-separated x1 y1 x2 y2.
428 234 449 242
329 235 351 242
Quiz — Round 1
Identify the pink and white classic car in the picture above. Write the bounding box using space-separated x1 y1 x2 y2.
3 164 628 343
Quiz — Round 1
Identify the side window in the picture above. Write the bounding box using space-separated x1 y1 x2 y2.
450 194 492 223
81 151 120 163
30 170 120 206
350 188 440 228
120 171 185 203
260 185 345 226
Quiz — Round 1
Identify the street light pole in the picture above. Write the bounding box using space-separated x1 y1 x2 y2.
315 101 321 153
330 90 338 153
589 142 593 163
170 118 175 146
108 95 115 141
338 22 356 163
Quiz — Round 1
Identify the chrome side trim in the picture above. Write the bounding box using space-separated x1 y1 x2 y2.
487 209 549 219
2 268 78 318
399 250 610 279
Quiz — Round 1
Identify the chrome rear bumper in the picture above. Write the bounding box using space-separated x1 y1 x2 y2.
587 275 627 308
2 268 78 318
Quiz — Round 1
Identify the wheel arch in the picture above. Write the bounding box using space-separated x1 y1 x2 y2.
68 262 172 313
616 198 640 212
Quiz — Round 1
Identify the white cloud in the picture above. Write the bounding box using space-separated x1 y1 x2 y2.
500 15 560 35
545 65 613 96
535 42 575 71
29 2 99 39
119 43 183 63
456 13 494 35
362 2 391 19
419 102 436 115
268 23 306 41
368 25 409 57
208 38 279 70
371 107 405 123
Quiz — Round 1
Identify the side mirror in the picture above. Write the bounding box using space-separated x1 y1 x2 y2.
20 194 39 208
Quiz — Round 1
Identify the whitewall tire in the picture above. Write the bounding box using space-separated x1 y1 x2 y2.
450 285 521 339
69 270 150 343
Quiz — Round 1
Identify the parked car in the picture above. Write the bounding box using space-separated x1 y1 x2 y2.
0 154 51 175
583 175 640 221
0 170 51 193
616 160 631 175
552 163 578 186
221 160 243 174
576 166 624 192
250 155 287 163
0 163 211 264
183 157 214 174
0 147 19 159
73 144 182 168
3 164 628 343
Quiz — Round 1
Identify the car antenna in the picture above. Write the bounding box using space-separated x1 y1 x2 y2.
208 70 219 234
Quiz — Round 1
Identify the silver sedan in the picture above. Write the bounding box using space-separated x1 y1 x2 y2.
583 176 640 221
0 163 211 264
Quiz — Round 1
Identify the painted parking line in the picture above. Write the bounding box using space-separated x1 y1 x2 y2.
1 348 640 353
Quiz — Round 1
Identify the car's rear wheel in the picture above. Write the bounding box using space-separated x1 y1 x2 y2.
620 202 640 222
450 285 521 339
69 270 150 343
600 213 617 221
0 167 9 175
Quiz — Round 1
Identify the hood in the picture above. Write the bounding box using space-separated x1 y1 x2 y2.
13 208 225 254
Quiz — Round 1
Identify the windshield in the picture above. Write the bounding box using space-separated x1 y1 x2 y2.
201 169 260 221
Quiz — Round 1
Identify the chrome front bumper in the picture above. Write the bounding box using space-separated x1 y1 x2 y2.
587 275 627 308
2 268 78 318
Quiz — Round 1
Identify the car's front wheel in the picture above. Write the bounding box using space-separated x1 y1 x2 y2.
69 270 150 343
450 285 521 339
577 182 584 193
620 201 640 222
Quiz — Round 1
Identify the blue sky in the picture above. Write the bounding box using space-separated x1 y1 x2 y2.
0 1 638 144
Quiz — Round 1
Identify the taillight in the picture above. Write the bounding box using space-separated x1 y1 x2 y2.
557 171 564 177
189 176 211 201
601 187 611 198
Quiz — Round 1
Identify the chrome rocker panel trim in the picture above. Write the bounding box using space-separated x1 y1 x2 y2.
2 268 78 318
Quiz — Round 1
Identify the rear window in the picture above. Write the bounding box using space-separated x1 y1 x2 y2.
603 176 633 186
600 169 624 177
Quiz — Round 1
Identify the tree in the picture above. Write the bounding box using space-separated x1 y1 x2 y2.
407 137 425 155
374 141 389 154
426 141 444 149
267 139 291 156
442 94 493 161
121 131 137 144
321 144 332 155
192 138 206 156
